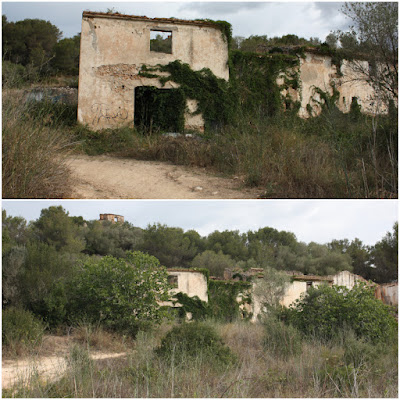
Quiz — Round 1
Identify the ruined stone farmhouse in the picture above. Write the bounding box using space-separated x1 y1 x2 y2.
170 267 397 321
78 11 390 132
78 11 229 132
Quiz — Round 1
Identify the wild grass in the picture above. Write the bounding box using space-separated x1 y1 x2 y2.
72 108 398 198
2 92 73 198
3 92 397 199
4 318 397 398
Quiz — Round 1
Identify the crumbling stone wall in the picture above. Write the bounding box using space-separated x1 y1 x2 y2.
296 51 389 117
78 12 229 131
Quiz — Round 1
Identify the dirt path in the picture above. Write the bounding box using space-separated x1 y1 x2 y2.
2 352 127 390
2 335 127 390
66 154 261 199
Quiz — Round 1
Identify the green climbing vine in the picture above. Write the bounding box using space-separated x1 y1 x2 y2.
136 19 305 131
173 292 210 320
208 280 252 321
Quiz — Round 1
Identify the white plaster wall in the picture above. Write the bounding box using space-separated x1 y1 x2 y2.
332 270 366 290
169 271 208 302
251 278 328 321
78 14 228 130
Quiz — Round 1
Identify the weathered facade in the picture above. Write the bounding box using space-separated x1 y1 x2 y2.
78 11 229 131
287 50 389 117
162 269 208 307
375 283 398 307
250 270 369 322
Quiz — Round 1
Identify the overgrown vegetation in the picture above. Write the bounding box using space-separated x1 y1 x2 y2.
208 280 252 321
2 207 398 397
2 95 73 198
285 283 398 343
2 307 45 356
4 317 397 398
2 6 398 199
156 321 236 366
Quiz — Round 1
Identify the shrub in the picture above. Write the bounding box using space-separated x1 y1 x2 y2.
2 61 27 88
2 307 45 352
287 283 398 343
263 317 302 359
66 251 171 337
156 321 236 366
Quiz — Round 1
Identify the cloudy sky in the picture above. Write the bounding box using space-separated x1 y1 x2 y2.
2 200 397 246
2 1 349 41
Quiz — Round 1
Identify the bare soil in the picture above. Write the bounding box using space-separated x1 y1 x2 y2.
66 154 262 199
2 335 127 390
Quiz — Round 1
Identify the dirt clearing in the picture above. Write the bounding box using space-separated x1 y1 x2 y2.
66 154 262 199
2 335 127 390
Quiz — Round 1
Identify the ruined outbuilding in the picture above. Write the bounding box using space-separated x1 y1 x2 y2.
78 11 229 131
160 269 209 319
99 213 125 223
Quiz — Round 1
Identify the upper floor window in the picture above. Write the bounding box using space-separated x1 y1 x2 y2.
150 30 172 54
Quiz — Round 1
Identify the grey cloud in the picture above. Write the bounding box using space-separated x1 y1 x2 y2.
313 2 350 30
179 2 266 16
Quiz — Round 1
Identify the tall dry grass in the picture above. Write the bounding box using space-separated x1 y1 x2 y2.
2 92 72 198
79 110 396 198
5 319 397 398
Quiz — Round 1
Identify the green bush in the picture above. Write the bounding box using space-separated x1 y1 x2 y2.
156 321 236 366
66 251 171 337
208 280 252 322
2 307 45 349
263 317 302 359
2 61 27 88
287 283 398 343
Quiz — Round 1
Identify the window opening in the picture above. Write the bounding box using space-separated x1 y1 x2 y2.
306 281 313 291
168 275 178 288
150 30 172 54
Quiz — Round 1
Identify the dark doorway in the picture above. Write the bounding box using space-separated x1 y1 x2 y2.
134 86 185 134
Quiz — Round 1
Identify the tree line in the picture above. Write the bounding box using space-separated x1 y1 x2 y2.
3 1 397 104
2 15 80 85
3 206 397 311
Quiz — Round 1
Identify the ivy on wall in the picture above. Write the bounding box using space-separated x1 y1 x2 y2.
230 50 301 117
173 292 210 320
138 51 301 131
134 19 310 132
208 280 252 322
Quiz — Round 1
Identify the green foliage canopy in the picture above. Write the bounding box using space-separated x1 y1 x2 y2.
67 251 170 334
32 206 85 253
2 16 61 69
287 283 398 343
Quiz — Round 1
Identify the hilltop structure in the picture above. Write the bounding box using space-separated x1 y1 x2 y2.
99 213 125 223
